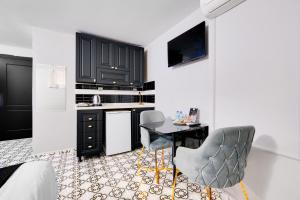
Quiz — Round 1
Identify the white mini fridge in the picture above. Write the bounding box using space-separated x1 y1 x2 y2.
105 110 132 155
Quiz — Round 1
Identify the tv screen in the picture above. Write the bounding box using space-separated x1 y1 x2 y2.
168 21 206 67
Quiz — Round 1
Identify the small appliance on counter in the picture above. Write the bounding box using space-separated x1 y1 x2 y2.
92 95 102 106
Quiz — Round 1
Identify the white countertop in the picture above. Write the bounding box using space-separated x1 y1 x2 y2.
75 103 155 110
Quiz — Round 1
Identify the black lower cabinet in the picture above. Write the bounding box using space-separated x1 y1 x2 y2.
77 110 104 162
131 107 154 150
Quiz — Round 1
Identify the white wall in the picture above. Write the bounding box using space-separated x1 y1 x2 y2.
146 9 216 125
32 27 76 153
146 0 300 199
0 44 32 57
214 0 300 199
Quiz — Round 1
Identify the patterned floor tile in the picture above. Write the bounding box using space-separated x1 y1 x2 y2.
0 138 241 200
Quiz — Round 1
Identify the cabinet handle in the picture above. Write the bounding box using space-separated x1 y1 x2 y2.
88 117 93 121
88 125 93 128
88 145 93 149
88 137 92 140
113 81 116 84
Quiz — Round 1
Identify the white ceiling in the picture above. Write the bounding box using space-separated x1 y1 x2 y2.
0 0 199 48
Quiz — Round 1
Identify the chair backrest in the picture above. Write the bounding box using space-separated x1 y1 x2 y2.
195 126 255 188
140 110 165 149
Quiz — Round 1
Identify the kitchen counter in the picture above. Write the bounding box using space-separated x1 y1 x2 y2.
75 103 155 110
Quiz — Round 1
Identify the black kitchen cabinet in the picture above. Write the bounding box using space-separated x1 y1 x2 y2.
129 47 144 87
76 33 97 83
131 107 154 150
113 43 129 71
77 110 104 161
97 69 130 85
97 39 114 70
77 32 144 86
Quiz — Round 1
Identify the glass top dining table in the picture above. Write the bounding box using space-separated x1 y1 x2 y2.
140 117 209 180
140 117 208 135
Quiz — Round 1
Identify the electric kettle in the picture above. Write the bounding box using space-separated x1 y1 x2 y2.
92 95 101 106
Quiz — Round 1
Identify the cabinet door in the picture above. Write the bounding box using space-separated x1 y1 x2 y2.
129 47 144 87
97 69 129 85
76 33 97 83
113 43 129 71
97 39 114 70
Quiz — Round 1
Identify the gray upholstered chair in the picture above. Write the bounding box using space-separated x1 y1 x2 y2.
138 110 173 184
173 126 255 200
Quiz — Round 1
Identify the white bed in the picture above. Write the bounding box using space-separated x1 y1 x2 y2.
0 161 57 200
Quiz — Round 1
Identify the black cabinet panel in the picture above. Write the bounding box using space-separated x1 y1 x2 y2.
97 69 129 85
131 107 154 150
113 43 129 71
97 39 113 70
76 33 97 83
77 110 104 161
129 47 144 87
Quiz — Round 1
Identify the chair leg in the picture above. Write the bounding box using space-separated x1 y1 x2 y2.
155 150 160 184
240 181 249 200
161 145 165 168
137 145 144 176
171 169 179 200
205 186 212 200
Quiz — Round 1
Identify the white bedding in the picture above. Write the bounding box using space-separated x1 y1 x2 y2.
0 161 57 200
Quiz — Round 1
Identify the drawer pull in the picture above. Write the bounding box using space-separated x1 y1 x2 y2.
88 145 93 149
130 82 133 85
88 125 93 128
111 66 114 69
88 137 92 140
113 81 116 84
88 117 93 121
115 67 118 70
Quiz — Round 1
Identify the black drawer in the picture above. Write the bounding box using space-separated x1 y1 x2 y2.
83 131 96 143
78 110 103 122
83 121 96 133
82 114 97 122
83 141 97 151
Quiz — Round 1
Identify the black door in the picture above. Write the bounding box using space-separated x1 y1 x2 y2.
76 33 97 83
0 55 32 141
129 47 144 87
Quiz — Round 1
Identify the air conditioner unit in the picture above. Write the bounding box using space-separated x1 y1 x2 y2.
200 0 246 18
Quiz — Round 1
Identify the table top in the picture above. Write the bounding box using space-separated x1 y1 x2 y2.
140 118 208 135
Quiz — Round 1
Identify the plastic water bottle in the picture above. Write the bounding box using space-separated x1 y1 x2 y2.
179 111 183 120
175 111 180 121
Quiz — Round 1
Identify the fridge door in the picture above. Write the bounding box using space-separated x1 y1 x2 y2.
105 110 132 155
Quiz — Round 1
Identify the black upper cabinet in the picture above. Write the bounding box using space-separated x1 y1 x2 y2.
129 47 144 87
113 43 129 71
97 39 114 70
77 32 144 86
76 33 97 83
97 69 129 86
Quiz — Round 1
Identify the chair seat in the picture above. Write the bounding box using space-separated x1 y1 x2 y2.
150 137 173 151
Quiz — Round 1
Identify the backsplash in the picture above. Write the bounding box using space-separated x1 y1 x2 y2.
76 81 155 91
76 94 155 104
75 81 155 104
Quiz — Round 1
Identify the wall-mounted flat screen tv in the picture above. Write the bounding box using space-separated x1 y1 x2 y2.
168 21 206 67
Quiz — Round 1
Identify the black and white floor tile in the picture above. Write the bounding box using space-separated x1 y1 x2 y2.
0 139 242 200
